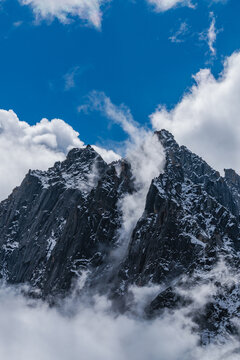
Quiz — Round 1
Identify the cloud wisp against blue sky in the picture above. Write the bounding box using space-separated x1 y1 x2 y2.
15 0 197 30
146 0 195 13
169 21 190 43
18 0 196 28
19 0 109 28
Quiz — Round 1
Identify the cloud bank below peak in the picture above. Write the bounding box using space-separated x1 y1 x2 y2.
150 51 240 174
0 272 238 360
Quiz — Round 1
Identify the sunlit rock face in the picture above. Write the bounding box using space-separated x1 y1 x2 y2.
1 130 240 344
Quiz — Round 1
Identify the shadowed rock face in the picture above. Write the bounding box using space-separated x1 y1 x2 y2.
0 145 134 297
1 130 240 342
121 130 240 286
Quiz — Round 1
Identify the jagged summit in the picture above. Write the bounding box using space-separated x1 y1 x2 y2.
66 144 96 161
30 144 107 193
0 129 240 343
155 129 178 150
155 128 175 140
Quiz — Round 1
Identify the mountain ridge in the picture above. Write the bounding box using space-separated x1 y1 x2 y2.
1 129 240 343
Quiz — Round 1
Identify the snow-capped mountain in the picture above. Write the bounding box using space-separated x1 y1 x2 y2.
0 129 240 343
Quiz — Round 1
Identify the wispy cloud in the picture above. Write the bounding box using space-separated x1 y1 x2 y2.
169 21 189 43
199 12 220 57
0 108 121 201
13 20 23 28
64 67 79 91
0 112 83 200
85 91 165 257
207 12 217 56
63 65 91 91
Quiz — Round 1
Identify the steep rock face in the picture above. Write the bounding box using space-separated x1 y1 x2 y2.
122 130 240 285
0 146 133 297
224 168 240 212
118 130 240 342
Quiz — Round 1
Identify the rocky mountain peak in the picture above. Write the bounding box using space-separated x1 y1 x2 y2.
29 145 107 194
66 145 99 163
155 129 178 150
0 129 240 343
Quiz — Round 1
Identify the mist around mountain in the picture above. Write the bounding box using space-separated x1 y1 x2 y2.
0 126 240 360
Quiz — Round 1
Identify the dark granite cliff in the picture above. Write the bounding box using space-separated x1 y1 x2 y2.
0 145 133 297
0 130 240 343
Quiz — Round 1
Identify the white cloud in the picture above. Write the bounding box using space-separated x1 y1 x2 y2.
0 275 238 360
150 51 240 174
17 0 229 28
0 109 120 201
207 12 217 55
146 0 195 12
19 0 109 28
92 145 121 163
63 65 92 91
199 12 220 57
0 284 200 360
64 66 80 91
0 111 82 200
169 21 189 43
129 283 162 317
13 21 24 28
88 91 165 257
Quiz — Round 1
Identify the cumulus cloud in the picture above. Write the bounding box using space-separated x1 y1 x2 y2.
150 51 240 174
19 0 108 28
17 0 229 28
0 111 82 200
0 109 120 201
146 0 195 12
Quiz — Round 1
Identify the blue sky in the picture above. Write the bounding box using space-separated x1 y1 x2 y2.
0 0 239 148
